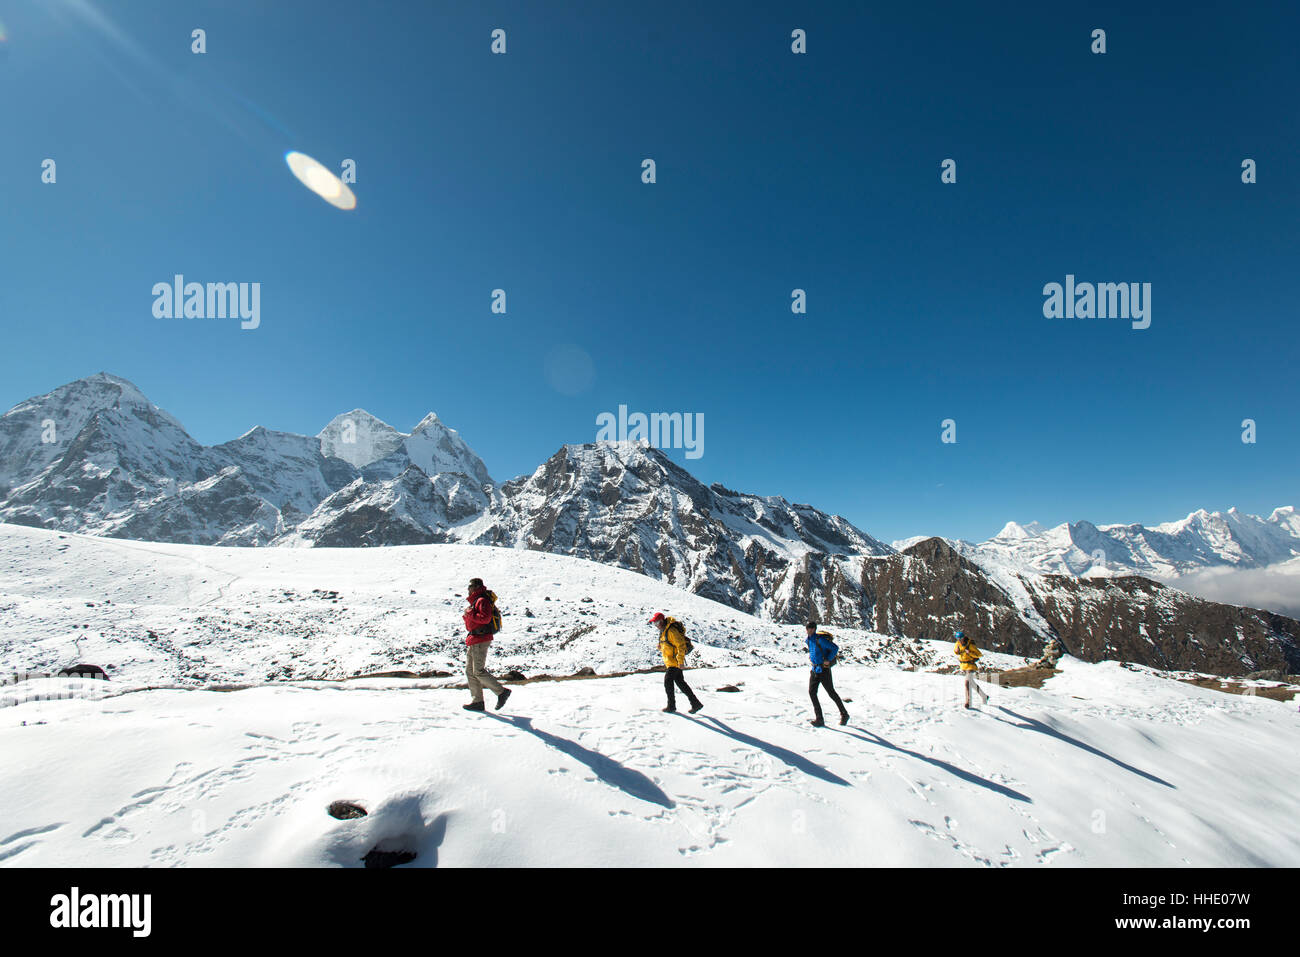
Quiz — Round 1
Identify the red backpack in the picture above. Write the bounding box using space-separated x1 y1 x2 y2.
472 591 503 636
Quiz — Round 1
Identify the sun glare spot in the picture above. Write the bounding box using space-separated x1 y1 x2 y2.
284 150 356 211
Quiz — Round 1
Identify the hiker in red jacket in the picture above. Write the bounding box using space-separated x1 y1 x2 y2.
462 577 510 712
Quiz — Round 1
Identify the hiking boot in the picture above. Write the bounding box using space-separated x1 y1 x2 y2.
839 713 850 726
810 717 825 727
463 700 486 712
495 689 512 711
688 700 704 714
662 705 677 713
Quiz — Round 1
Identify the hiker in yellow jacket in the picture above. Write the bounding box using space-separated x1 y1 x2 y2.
954 630 990 709
650 612 702 714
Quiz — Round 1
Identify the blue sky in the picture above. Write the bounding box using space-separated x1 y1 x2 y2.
2 0 1297 543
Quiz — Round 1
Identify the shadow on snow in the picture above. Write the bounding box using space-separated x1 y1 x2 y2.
685 714 851 787
486 713 675 809
835 727 1033 803
990 707 1175 789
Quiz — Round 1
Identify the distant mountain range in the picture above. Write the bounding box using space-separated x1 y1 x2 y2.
2 373 1297 676
896 508 1300 580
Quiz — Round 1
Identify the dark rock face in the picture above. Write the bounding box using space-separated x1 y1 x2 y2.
765 537 1044 651
1022 575 1300 676
467 443 892 618
770 537 1300 676
851 539 1046 658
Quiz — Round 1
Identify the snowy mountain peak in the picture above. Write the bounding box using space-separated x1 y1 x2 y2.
959 505 1300 584
317 410 405 469
1269 507 1299 538
402 413 492 486
410 411 443 432
315 408 491 486
0 373 188 491
994 520 1045 541
82 371 150 396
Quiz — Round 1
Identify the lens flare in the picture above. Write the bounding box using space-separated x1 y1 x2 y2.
284 151 356 210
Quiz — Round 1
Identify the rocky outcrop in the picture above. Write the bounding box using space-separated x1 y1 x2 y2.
1033 638 1065 669
1023 575 1300 676
852 538 1046 657
462 442 892 618
807 538 1300 676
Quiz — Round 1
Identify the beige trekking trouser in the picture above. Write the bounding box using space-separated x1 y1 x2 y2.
467 640 505 702
964 671 988 704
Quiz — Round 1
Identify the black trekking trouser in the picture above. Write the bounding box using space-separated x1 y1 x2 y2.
809 666 847 720
664 667 699 709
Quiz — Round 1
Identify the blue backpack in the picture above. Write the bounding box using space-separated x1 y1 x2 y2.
814 632 839 667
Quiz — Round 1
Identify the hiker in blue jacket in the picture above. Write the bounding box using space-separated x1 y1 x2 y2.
805 620 849 727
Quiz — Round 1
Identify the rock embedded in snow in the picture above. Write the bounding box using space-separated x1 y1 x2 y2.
362 848 416 868
57 664 107 679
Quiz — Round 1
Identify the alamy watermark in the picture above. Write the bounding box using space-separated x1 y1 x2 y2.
1042 274 1150 330
2 671 110 714
152 274 260 330
50 887 151 937
596 405 704 459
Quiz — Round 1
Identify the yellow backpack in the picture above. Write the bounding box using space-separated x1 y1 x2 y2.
666 619 693 656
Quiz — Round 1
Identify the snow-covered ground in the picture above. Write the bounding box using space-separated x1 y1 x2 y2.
4 660 1297 867
2 524 1298 867
0 524 928 684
